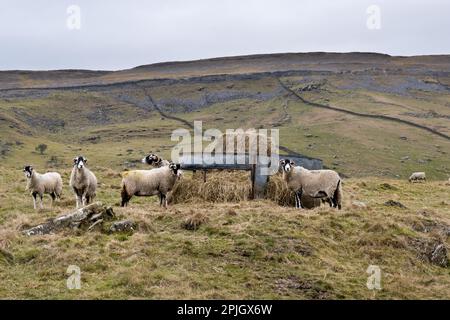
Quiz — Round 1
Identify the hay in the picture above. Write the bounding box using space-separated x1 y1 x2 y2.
171 170 252 204
171 170 321 209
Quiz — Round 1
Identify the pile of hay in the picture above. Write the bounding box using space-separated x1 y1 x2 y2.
171 170 252 204
171 170 321 209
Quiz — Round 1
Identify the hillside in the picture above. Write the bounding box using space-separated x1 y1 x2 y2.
0 52 449 179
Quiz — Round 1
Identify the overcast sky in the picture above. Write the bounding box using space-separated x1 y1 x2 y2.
1 0 449 70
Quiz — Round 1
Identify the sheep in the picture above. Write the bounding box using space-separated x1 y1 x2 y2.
142 153 170 167
70 156 97 208
409 172 426 183
23 165 62 210
121 162 182 208
279 159 342 209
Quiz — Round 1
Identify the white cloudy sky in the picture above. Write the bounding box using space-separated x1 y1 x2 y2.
0 0 449 70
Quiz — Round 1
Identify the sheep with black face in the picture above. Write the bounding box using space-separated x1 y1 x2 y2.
23 165 63 210
121 162 182 208
279 159 342 209
69 156 97 208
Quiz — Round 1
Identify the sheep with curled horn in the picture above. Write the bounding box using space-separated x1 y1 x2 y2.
141 152 170 167
23 165 63 210
279 159 342 209
70 156 97 208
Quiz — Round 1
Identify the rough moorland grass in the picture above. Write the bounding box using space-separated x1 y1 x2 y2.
0 165 449 299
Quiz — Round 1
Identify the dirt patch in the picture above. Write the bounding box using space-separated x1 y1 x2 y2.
384 200 407 209
378 183 399 191
275 275 332 299
182 211 208 231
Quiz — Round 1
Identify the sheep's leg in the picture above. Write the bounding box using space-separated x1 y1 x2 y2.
39 193 44 209
326 198 333 207
121 194 130 207
76 196 82 208
297 190 304 209
294 192 299 208
121 187 130 207
82 193 87 206
333 180 342 210
331 197 338 208
158 193 163 206
50 192 56 207
32 192 38 210
162 194 167 209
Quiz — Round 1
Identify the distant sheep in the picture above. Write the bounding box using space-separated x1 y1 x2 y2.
142 153 170 167
121 163 181 208
279 159 342 209
70 156 98 208
23 165 62 210
409 172 426 183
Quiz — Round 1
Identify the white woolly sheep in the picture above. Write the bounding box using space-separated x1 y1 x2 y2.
279 159 342 209
121 163 181 208
409 172 426 182
70 156 98 208
23 165 62 210
142 153 170 167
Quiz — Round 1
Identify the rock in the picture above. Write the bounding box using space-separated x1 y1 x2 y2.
384 200 407 209
109 220 136 233
400 156 410 161
351 201 367 209
399 136 408 140
430 244 448 267
23 202 115 236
